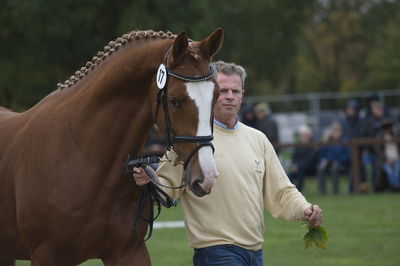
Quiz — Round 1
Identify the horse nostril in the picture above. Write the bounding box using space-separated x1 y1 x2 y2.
192 180 202 191
191 180 211 197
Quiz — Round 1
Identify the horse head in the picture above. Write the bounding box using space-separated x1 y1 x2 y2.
154 28 223 197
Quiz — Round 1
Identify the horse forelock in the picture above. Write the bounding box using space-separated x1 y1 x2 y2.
57 30 177 90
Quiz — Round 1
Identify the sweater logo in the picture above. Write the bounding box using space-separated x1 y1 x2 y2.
254 159 263 175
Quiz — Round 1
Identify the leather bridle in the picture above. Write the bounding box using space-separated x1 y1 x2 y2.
126 44 217 241
154 46 216 170
126 45 217 178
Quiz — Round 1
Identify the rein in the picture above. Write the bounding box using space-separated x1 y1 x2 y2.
125 150 185 190
128 157 178 241
125 44 216 241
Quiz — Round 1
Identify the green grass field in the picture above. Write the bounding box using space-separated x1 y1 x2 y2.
16 178 400 266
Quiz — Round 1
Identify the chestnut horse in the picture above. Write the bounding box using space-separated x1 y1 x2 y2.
0 29 223 265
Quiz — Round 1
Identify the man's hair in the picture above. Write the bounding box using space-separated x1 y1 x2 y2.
212 60 247 86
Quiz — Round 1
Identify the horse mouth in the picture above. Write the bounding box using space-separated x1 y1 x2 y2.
190 180 211 197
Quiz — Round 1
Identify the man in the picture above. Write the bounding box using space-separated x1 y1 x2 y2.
317 122 350 195
254 102 279 145
134 61 323 266
339 99 364 193
340 99 363 140
360 100 392 192
288 124 319 192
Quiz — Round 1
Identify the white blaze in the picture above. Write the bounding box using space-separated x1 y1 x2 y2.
185 81 219 190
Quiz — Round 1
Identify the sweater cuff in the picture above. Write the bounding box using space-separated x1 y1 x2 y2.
297 203 312 221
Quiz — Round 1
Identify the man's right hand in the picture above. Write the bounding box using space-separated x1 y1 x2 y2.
132 166 153 186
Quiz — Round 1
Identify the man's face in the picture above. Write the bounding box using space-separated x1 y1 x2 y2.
372 104 384 118
299 131 312 143
214 73 244 120
346 107 356 117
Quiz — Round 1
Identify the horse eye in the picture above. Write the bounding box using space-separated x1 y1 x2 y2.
169 98 181 108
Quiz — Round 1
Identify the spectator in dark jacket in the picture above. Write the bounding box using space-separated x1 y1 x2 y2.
340 99 363 139
317 122 350 195
240 104 257 128
360 101 391 191
340 99 364 193
288 124 319 192
254 102 279 153
362 93 391 120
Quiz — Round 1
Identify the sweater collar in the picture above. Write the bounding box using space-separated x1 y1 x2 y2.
214 118 240 130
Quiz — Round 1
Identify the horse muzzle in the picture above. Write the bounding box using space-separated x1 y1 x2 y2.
184 149 218 197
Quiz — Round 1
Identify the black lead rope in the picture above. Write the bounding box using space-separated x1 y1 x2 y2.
127 155 178 241
132 182 173 241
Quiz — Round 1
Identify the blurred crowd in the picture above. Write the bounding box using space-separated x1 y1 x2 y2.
144 93 400 195
275 93 400 194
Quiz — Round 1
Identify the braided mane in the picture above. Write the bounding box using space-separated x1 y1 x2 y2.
57 30 176 90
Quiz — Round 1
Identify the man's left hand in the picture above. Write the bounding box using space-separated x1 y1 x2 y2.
304 205 323 227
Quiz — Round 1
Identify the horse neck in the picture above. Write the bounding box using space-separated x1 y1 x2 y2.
64 40 170 168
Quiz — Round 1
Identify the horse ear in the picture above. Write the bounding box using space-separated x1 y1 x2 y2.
172 31 189 62
200 28 224 60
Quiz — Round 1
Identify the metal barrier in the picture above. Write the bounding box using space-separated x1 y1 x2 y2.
242 89 400 140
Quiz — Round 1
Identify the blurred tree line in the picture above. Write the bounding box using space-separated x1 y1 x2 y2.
0 0 399 110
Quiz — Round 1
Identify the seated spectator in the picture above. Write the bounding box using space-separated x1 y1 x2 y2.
317 121 350 195
288 124 319 192
377 119 400 191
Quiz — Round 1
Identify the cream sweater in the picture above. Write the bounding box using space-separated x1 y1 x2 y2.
157 122 311 250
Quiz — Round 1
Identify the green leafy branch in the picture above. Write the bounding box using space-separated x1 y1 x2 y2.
302 223 328 250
